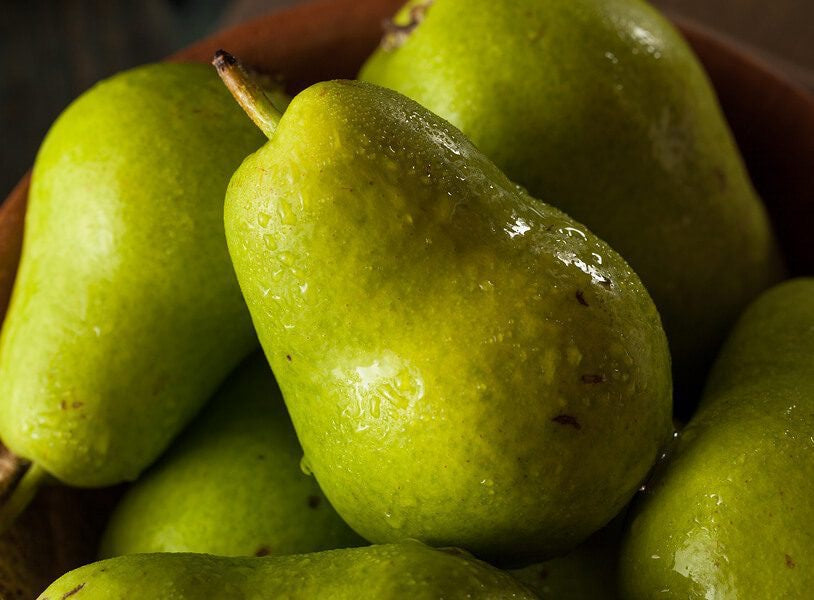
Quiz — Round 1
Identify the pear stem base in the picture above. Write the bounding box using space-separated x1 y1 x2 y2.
0 456 48 535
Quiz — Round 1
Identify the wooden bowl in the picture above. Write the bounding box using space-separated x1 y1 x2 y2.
0 0 812 596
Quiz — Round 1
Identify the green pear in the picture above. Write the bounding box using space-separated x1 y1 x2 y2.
99 352 364 557
39 540 537 599
216 51 671 563
510 521 621 599
619 278 814 598
0 63 266 507
360 0 783 405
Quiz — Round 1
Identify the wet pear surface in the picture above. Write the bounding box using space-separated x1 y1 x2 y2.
0 64 263 486
100 352 364 558
620 278 814 598
360 0 783 403
225 80 672 562
39 540 537 599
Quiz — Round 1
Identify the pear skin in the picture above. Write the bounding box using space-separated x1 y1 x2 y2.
0 63 264 491
510 521 622 598
39 540 537 599
360 0 783 407
99 353 364 557
620 278 814 598
218 53 672 564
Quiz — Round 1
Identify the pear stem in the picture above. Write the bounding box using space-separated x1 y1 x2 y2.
213 50 282 139
0 462 49 534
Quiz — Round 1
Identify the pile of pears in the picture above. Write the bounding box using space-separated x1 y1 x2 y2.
0 0 809 598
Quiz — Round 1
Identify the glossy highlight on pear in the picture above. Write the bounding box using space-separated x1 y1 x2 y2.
217 52 672 563
360 0 783 409
620 278 814 598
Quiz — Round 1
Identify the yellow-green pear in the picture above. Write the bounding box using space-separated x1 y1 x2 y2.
39 541 538 599
620 278 814 598
217 51 671 564
0 63 269 528
100 353 364 558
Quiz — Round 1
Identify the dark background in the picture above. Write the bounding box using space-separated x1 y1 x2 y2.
1 0 812 198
